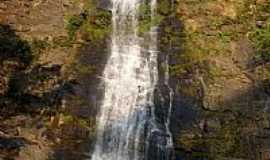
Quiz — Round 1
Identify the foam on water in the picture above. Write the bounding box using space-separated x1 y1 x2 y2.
91 0 174 159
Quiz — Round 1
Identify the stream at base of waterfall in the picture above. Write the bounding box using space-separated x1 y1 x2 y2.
91 0 174 160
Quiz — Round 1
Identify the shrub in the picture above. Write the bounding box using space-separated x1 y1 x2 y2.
66 14 86 40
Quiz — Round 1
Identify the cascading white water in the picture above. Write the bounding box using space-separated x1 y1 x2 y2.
91 0 174 160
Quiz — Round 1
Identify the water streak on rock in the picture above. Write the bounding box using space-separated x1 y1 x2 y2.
91 0 174 159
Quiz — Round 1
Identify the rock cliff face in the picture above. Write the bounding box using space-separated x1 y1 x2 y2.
168 0 270 159
0 0 269 160
0 0 108 159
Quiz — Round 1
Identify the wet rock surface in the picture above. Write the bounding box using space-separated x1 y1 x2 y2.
0 0 270 160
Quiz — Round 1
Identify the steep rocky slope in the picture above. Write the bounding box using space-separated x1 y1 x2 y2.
170 0 270 159
0 0 269 160
0 0 107 159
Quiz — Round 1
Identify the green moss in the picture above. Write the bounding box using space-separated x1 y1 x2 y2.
250 25 270 63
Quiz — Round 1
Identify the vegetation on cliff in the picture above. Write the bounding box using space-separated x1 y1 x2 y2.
171 0 270 159
0 0 270 160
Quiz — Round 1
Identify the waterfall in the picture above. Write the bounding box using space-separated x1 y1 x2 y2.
91 0 174 159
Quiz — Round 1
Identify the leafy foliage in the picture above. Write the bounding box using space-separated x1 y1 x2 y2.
66 13 86 40
81 10 112 42
65 5 112 42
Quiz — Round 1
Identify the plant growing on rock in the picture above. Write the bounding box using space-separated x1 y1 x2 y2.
250 25 270 64
66 14 86 40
